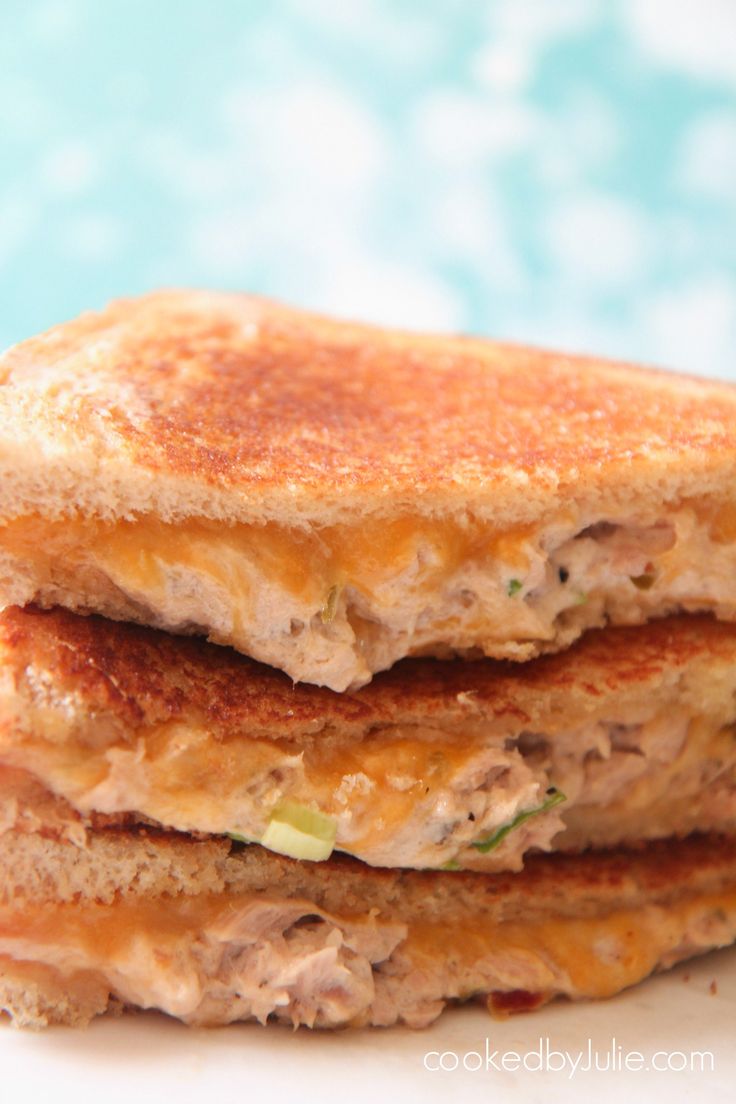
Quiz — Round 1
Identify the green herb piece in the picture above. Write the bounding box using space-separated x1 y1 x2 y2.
507 578 523 597
440 858 461 871
471 789 567 854
320 585 340 623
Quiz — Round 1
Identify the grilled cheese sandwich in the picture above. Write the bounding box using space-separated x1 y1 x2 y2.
3 291 736 687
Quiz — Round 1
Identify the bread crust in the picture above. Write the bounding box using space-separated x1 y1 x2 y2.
3 604 736 742
2 289 736 528
3 767 736 919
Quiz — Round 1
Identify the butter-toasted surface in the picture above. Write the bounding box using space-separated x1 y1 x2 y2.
3 604 736 738
2 288 736 527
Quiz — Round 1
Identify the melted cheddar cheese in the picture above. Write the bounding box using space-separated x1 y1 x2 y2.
0 714 505 866
3 701 734 870
0 512 537 607
692 500 736 545
0 887 734 1018
403 888 736 999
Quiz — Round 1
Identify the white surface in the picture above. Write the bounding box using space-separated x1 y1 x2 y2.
2 944 733 1104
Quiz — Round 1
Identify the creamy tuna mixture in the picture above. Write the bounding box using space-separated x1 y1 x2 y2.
3 506 736 690
2 878 736 1029
3 697 735 871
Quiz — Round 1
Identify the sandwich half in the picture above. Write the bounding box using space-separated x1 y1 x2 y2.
1 768 736 1030
2 605 736 873
3 291 736 689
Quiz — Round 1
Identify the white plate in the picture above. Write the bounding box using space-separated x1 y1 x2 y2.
2 943 734 1103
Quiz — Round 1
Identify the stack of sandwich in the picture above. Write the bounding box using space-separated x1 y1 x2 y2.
1 289 736 1029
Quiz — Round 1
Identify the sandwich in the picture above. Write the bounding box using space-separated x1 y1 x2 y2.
1 290 736 690
3 292 736 1034
1 605 736 875
2 767 736 1030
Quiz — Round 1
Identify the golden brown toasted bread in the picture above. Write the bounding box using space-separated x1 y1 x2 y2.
2 605 736 871
3 291 736 687
1 772 736 1029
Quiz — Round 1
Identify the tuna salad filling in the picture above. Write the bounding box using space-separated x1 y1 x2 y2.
2 853 736 1029
2 503 736 689
2 701 736 871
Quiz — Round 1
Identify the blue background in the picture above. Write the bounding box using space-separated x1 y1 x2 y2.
2 0 735 376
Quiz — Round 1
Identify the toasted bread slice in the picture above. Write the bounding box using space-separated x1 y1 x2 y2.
3 606 736 872
1 774 736 1029
3 292 736 687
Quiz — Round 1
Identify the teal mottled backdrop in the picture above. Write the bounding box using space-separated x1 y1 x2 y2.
1 0 735 375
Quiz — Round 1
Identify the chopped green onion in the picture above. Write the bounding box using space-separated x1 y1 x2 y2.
320 585 340 624
471 789 567 854
507 578 523 597
226 832 257 844
440 858 461 871
261 801 337 862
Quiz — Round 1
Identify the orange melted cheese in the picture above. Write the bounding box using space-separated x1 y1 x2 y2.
406 889 736 999
0 513 537 606
676 497 736 546
0 887 734 1011
0 715 492 862
4 707 734 868
705 502 736 545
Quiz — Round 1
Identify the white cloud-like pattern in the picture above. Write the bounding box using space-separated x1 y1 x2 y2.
0 0 733 382
623 0 736 87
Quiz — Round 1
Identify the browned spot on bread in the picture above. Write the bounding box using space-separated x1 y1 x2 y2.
3 604 736 744
3 289 736 524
